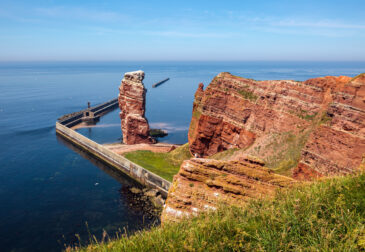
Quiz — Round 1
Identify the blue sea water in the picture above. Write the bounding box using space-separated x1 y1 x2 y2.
0 61 364 251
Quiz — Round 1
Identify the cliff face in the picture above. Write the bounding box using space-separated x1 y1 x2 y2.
162 72 364 223
188 72 365 178
162 157 294 222
118 70 154 144
295 74 365 179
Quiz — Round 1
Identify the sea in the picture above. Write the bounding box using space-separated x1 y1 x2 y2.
0 61 364 251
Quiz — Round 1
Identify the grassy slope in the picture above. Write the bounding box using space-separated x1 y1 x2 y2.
258 131 310 176
123 143 192 181
74 173 365 251
207 131 309 177
208 148 242 160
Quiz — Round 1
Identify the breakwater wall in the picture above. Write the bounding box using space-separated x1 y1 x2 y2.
58 98 119 128
152 78 169 88
56 101 171 197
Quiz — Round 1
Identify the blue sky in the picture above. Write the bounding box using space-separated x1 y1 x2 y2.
0 0 364 61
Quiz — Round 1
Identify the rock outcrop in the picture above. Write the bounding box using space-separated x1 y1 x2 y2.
294 74 365 179
188 72 365 178
162 72 364 223
118 70 154 144
162 157 294 222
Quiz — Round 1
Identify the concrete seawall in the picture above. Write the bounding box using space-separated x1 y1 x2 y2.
58 98 119 128
55 101 171 197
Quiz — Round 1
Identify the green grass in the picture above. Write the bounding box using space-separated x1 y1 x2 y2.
351 73 365 81
73 173 365 251
291 109 318 121
189 110 202 138
237 89 258 102
248 131 310 176
209 148 241 160
320 112 333 125
301 112 317 121
123 143 192 182
192 109 201 119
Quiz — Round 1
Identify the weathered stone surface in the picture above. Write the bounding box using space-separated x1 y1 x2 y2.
294 74 365 178
162 157 295 222
188 72 365 178
161 72 365 223
118 70 154 144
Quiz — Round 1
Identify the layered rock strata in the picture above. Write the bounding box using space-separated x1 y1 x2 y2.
162 157 294 222
118 70 154 144
294 74 365 178
162 72 364 223
188 72 365 178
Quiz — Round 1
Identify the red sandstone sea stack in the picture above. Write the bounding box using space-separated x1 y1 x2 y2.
118 70 154 144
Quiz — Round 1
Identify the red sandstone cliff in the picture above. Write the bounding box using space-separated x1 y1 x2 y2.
188 72 365 178
162 157 294 222
118 70 154 144
162 72 364 223
295 74 365 179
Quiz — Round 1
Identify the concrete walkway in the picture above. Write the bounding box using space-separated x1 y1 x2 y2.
103 143 179 155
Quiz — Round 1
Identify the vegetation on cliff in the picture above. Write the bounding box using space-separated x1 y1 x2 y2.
73 173 365 251
236 88 258 102
188 72 365 178
207 130 310 176
252 131 311 176
123 144 192 181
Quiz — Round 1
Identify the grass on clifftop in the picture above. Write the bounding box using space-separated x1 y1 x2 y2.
208 148 242 160
73 173 365 251
123 143 192 181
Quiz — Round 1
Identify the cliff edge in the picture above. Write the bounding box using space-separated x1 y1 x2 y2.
188 72 365 178
162 72 364 222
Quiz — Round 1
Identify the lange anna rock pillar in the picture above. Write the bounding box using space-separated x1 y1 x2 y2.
118 70 154 144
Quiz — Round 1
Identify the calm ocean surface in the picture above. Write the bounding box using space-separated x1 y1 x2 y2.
0 61 364 251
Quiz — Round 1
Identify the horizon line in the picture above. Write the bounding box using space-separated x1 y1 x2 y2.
1 59 365 63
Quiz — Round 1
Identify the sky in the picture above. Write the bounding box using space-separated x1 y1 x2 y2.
0 0 365 61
